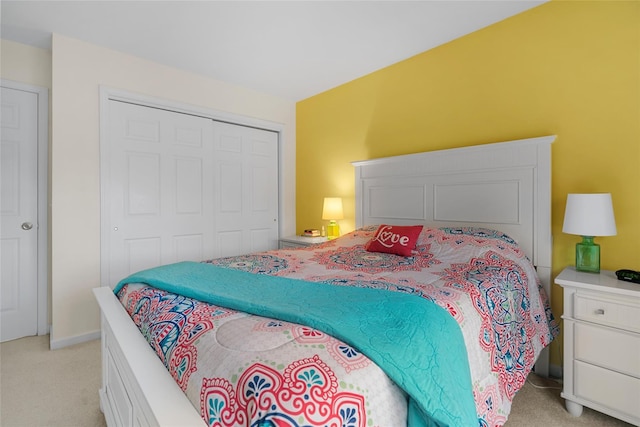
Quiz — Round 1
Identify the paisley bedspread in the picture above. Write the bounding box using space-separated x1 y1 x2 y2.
116 226 559 427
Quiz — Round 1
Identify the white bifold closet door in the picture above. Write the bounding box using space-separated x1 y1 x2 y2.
105 100 278 288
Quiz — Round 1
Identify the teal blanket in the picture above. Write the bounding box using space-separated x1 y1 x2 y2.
115 261 477 427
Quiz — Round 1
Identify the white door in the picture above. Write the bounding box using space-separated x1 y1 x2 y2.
104 100 280 287
213 121 279 257
1 86 39 342
106 100 215 286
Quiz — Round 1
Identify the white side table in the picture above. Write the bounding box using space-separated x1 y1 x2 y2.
279 235 328 249
555 267 640 425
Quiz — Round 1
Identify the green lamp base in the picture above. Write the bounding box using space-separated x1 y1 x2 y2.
575 236 600 273
326 220 340 240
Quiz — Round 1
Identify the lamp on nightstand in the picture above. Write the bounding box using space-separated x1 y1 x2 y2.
322 197 343 240
562 193 617 273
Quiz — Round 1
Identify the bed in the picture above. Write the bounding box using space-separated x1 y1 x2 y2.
94 135 558 427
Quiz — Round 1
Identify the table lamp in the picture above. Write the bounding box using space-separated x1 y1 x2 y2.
322 197 343 240
562 193 617 273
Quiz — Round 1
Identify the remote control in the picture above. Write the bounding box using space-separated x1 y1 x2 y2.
615 269 640 284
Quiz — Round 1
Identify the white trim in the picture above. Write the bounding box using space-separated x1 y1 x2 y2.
100 86 285 132
49 326 100 350
98 86 286 287
0 79 49 337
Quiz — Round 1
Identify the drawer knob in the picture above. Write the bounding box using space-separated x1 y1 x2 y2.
594 308 605 315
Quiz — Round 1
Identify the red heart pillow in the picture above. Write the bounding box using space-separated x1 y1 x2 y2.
365 224 423 257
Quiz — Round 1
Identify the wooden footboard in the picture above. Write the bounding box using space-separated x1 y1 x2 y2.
93 287 206 427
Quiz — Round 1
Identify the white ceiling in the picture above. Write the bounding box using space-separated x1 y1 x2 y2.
1 1 545 101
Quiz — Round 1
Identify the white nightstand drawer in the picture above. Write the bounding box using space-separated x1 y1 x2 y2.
574 360 640 421
574 292 640 333
574 322 640 377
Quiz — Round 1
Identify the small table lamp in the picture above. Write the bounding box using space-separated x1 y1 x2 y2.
562 193 617 273
322 197 343 240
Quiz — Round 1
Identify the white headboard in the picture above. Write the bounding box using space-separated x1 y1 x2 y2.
352 135 555 375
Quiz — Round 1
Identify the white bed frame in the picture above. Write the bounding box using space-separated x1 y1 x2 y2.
94 135 555 427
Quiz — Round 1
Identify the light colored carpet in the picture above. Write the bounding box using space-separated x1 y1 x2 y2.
507 374 632 426
0 334 633 426
0 335 106 427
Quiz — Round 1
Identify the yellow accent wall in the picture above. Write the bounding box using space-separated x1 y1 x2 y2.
296 0 640 368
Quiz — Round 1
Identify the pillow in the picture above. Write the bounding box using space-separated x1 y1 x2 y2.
365 224 423 257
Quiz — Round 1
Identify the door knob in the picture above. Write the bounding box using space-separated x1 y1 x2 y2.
21 222 33 230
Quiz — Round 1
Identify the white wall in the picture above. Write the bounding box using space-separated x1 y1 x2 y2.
46 34 296 346
1 39 52 87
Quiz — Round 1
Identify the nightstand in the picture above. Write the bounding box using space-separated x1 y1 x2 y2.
279 235 328 249
555 267 640 425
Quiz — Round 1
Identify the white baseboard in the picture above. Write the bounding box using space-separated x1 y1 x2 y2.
49 326 101 350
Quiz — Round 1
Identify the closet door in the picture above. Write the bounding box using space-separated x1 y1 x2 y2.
104 100 280 287
212 121 279 257
106 100 215 286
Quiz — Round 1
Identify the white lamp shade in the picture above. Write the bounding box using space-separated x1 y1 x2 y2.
322 197 344 220
562 193 617 236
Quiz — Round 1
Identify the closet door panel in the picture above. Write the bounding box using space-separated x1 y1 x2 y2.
219 162 242 213
104 99 279 287
212 121 278 257
175 156 203 214
106 101 214 287
126 152 161 215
